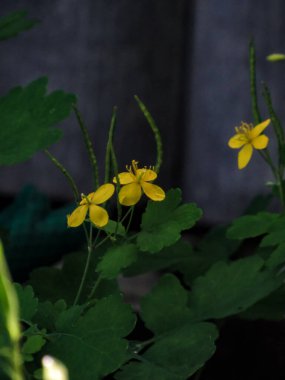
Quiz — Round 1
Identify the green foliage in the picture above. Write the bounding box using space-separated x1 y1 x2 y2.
33 300 68 332
101 220 126 237
21 335 45 362
96 243 138 279
227 212 279 239
124 239 194 276
117 275 218 380
260 216 285 246
125 226 238 286
0 78 76 165
0 10 38 41
266 243 285 269
2 28 285 379
117 323 218 380
44 295 136 380
137 189 202 253
188 256 283 321
14 284 38 321
240 285 285 321
29 251 118 305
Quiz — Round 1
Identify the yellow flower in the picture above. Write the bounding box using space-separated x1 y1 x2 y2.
113 160 165 206
228 119 270 169
67 183 115 228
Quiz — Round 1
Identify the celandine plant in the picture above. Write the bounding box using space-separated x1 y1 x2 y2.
1 11 285 380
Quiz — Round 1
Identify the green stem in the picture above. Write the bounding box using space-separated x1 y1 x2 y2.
73 105 100 189
110 143 122 225
126 206 135 233
104 107 117 183
249 40 261 125
125 232 139 242
44 150 80 201
93 234 110 250
120 207 133 224
73 223 94 305
88 274 102 300
134 95 163 173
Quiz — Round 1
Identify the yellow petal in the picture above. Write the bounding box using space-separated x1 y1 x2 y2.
89 204 109 227
79 196 88 206
118 183 142 206
137 168 157 181
89 183 115 205
228 134 247 149
252 135 269 149
113 172 135 184
238 144 253 169
141 181 165 201
67 205 88 227
250 119 270 138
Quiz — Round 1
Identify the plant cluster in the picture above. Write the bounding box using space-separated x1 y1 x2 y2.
1 10 285 380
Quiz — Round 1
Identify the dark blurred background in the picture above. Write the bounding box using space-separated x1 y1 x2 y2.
1 0 285 223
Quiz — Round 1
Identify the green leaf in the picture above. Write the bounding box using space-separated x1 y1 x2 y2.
44 295 136 380
141 274 191 334
0 10 38 41
125 227 239 285
119 275 218 380
123 240 194 277
29 251 118 305
188 256 283 321
137 189 202 253
0 78 76 165
240 285 285 321
260 216 285 247
266 242 285 269
179 225 240 285
21 335 45 356
117 323 217 380
55 305 83 331
101 220 126 237
96 243 138 279
33 300 67 332
14 284 38 321
227 212 279 240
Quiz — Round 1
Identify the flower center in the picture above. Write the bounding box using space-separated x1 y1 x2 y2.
125 160 156 183
235 122 253 143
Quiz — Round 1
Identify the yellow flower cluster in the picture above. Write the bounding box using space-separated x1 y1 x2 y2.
67 160 165 228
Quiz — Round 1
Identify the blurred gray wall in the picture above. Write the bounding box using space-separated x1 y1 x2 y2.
1 1 285 223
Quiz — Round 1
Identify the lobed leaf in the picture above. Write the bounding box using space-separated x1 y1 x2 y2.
137 189 202 253
0 77 76 165
227 212 279 240
44 295 136 380
14 284 38 322
118 275 218 380
188 256 283 321
260 216 285 247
